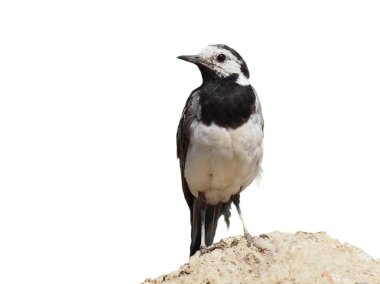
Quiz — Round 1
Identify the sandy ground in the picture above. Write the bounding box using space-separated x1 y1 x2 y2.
142 231 380 284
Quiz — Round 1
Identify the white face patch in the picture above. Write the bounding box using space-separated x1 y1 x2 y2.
197 45 250 86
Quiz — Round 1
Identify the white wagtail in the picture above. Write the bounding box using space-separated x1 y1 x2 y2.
177 44 264 256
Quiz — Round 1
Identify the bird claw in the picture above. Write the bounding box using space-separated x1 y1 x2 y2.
199 245 207 256
243 232 272 253
244 232 254 247
259 234 269 239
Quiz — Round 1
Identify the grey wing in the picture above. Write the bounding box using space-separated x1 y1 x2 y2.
176 90 200 209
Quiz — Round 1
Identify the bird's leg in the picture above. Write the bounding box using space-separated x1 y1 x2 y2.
232 194 253 247
198 192 207 255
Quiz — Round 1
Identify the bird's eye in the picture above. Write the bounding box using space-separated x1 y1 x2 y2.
216 53 226 63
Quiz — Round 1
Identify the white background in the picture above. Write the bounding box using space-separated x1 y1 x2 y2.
1 1 379 283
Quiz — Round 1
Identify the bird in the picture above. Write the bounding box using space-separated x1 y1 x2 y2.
177 44 264 257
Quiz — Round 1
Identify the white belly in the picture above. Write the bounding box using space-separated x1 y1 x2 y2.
184 113 263 205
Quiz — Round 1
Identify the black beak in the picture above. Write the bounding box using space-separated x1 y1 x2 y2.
177 55 200 64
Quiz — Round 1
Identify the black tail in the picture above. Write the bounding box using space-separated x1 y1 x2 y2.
189 199 233 256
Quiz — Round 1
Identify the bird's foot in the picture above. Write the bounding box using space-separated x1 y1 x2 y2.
244 232 254 247
243 232 272 252
199 245 207 256
247 233 272 253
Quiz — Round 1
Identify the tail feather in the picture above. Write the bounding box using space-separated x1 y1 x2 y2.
189 199 223 256
221 201 232 228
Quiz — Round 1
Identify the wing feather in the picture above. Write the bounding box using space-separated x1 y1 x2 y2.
176 90 200 210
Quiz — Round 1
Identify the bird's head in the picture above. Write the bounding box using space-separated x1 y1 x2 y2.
178 44 250 86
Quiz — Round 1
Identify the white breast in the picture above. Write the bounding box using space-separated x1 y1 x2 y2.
184 113 263 205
